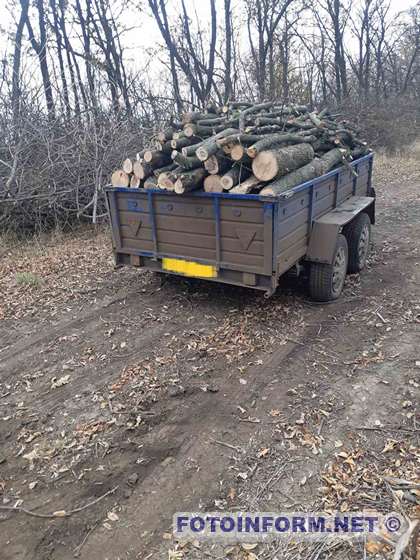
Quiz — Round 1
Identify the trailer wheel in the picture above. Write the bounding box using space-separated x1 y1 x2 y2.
309 234 348 301
344 213 371 273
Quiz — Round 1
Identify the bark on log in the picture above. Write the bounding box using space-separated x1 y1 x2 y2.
143 150 171 168
260 147 347 196
216 133 267 147
320 147 347 171
111 169 130 187
133 160 153 180
182 141 206 157
229 175 262 194
247 134 317 158
174 168 207 194
182 111 221 124
171 151 203 170
195 128 239 161
157 171 179 190
144 176 158 190
204 152 232 175
252 143 315 181
157 127 175 143
156 141 173 155
171 136 199 150
204 175 223 193
153 163 177 178
239 101 273 131
260 159 326 196
221 164 252 190
122 158 133 174
184 123 226 138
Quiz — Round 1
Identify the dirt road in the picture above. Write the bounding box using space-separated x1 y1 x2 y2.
0 153 419 560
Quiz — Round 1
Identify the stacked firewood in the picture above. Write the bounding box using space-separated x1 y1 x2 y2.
111 102 370 197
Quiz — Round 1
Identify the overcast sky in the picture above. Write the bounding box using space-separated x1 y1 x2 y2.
0 0 417 73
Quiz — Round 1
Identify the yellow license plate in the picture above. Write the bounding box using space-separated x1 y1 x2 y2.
162 258 217 278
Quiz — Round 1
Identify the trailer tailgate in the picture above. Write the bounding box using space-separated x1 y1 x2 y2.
106 189 275 276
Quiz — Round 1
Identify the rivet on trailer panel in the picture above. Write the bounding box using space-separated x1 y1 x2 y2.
233 209 241 217
167 203 173 211
196 206 203 214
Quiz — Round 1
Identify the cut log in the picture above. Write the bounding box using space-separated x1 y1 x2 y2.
174 168 207 194
157 171 178 190
130 175 141 188
204 175 223 193
171 151 203 170
217 133 267 147
320 147 347 171
156 141 173 155
204 152 231 175
153 162 177 178
133 160 153 180
221 164 252 190
143 150 171 168
111 169 130 187
197 116 227 126
230 144 246 161
229 175 262 194
195 128 239 161
182 111 221 124
144 176 158 190
182 141 205 157
122 158 133 174
184 123 226 138
260 159 326 196
157 127 175 143
170 136 199 150
260 147 347 196
239 101 273 131
252 143 315 181
247 134 317 158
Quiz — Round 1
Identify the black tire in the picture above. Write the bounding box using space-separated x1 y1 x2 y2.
309 234 348 302
344 213 371 273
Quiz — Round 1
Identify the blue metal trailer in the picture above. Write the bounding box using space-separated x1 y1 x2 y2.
105 153 375 301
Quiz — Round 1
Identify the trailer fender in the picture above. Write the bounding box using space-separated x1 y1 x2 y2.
306 196 375 265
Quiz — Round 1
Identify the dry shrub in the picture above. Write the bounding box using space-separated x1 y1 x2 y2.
343 96 420 153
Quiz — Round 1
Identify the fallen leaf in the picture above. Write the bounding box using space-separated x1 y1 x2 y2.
51 375 70 389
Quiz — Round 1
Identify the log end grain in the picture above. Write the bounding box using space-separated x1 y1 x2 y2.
111 169 130 187
204 175 223 193
252 151 280 181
